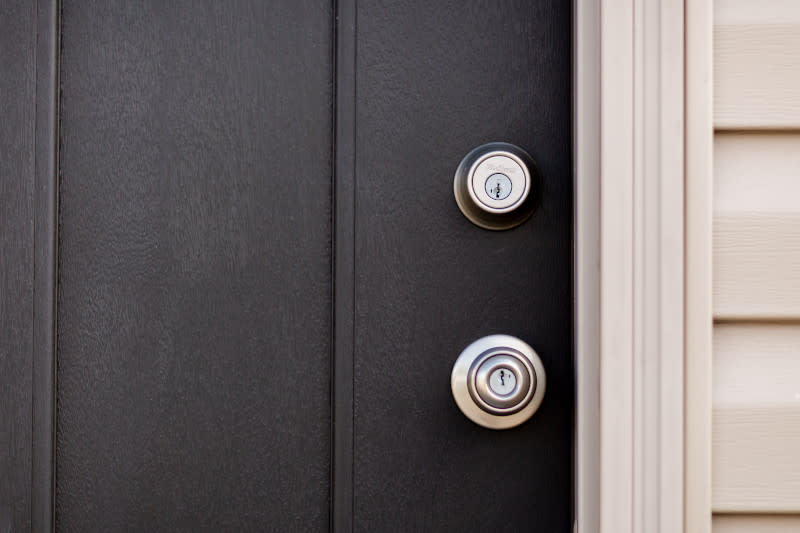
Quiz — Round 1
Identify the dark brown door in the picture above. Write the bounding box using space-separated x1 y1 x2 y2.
51 1 572 530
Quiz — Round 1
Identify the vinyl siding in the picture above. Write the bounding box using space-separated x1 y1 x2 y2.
713 1 800 529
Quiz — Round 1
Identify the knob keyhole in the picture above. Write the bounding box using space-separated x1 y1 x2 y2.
499 370 506 386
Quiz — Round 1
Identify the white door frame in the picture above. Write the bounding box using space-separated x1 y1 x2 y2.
573 1 713 531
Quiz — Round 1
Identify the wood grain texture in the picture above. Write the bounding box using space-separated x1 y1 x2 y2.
332 0 356 529
56 2 333 530
714 514 800 532
714 213 800 319
353 1 572 530
0 1 35 530
715 133 800 213
713 407 800 512
715 0 800 25
713 128 800 515
713 324 800 512
713 134 800 318
714 0 800 128
714 323 800 406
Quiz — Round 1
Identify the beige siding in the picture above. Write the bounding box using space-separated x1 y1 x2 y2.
713 0 800 527
714 515 800 532
715 0 800 128
714 212 800 319
714 324 800 406
714 325 800 511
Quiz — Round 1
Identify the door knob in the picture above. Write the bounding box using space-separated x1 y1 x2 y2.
451 334 546 429
453 142 540 230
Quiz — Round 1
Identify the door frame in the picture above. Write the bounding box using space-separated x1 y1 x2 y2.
573 0 713 531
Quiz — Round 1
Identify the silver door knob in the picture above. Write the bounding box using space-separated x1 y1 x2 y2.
451 334 546 429
453 142 540 230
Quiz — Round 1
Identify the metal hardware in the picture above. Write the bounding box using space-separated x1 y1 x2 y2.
471 353 533 413
451 334 546 429
453 142 540 230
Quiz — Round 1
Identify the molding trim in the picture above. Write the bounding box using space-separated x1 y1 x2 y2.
574 0 600 530
684 0 713 530
576 0 698 530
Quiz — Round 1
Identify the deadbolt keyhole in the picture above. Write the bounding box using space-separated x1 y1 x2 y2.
484 173 512 201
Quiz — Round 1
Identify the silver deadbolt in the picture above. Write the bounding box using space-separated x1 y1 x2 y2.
451 334 546 429
453 142 540 230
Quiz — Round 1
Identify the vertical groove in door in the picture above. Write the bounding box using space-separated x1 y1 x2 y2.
332 0 356 530
31 0 59 531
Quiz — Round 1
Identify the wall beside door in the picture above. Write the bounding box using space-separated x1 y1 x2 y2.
712 0 800 530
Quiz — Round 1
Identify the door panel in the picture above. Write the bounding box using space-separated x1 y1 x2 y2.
0 2 35 530
56 2 333 530
353 1 572 530
53 0 571 530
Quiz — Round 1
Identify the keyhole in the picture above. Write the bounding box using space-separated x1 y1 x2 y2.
483 173 512 202
499 370 505 386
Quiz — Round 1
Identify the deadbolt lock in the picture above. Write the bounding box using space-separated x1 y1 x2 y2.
453 142 540 230
451 334 546 430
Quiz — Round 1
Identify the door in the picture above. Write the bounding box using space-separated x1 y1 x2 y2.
53 1 572 530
